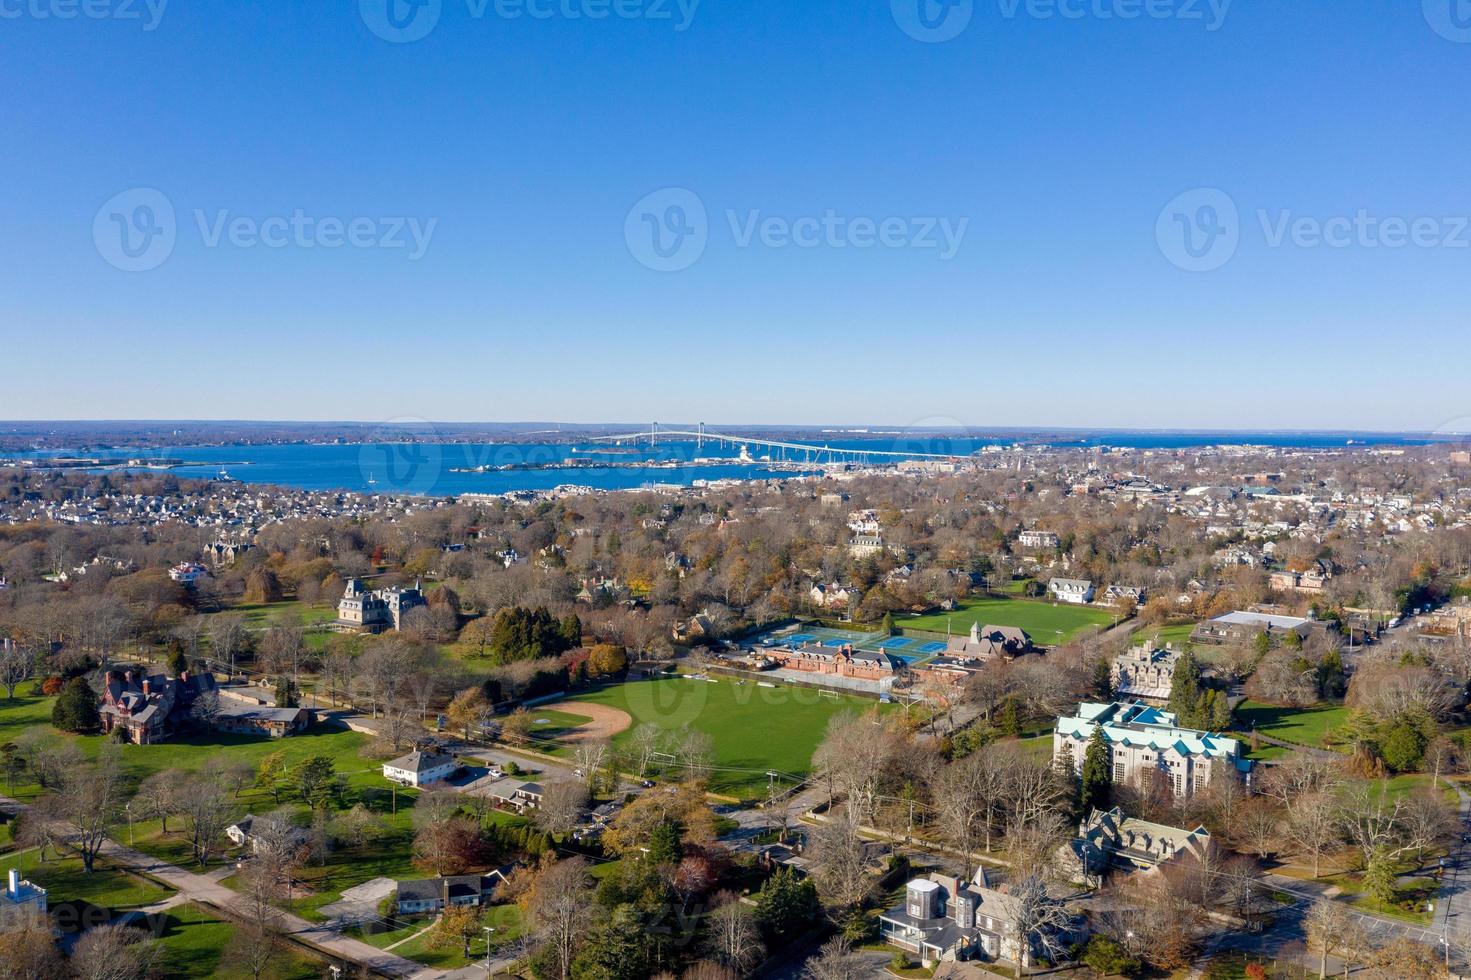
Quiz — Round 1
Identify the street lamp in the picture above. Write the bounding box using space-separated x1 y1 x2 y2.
483 925 496 976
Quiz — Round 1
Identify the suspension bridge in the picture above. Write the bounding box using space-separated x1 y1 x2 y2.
587 422 976 463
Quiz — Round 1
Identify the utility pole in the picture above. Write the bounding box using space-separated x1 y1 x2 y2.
483 925 496 976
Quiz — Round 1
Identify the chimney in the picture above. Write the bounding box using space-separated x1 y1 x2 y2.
7 869 17 897
123 670 133 684
141 679 150 696
180 669 190 683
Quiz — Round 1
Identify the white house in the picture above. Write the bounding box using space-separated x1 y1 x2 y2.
382 749 459 787
168 562 211 585
1048 578 1095 604
1018 530 1060 550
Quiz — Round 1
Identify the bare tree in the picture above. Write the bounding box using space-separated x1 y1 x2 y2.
804 935 868 980
528 857 592 980
179 773 234 868
228 860 288 980
808 815 874 912
70 922 159 980
1287 791 1340 879
705 894 765 976
628 722 665 776
534 780 590 838
1305 897 1353 979
132 769 185 835
1004 873 1073 978
54 753 125 873
812 710 897 826
208 613 249 677
0 643 35 699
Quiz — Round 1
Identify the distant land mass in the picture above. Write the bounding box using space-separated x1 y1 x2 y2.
0 420 1455 453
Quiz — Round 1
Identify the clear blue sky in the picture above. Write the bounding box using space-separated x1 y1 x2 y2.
3 0 1469 431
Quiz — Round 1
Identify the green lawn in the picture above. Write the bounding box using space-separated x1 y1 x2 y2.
902 597 1115 645
0 694 463 919
527 708 594 739
1 694 394 793
1134 622 1198 649
388 903 525 970
156 901 323 979
2 848 169 920
566 678 891 799
230 599 339 629
1234 700 1350 749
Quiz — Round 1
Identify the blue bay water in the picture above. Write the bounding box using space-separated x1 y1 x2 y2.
5 431 1437 497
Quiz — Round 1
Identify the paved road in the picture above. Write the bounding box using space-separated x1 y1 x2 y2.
2 793 441 978
1434 784 1471 940
96 839 440 978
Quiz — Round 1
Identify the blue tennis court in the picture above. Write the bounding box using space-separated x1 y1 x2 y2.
756 624 944 668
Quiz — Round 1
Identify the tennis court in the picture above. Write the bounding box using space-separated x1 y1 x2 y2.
756 625 944 666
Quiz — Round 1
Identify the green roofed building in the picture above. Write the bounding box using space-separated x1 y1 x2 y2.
1053 701 1250 798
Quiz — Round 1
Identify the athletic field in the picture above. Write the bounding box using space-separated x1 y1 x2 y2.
902 597 1114 645
566 676 889 799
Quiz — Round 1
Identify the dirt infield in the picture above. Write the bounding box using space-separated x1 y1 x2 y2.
561 700 633 744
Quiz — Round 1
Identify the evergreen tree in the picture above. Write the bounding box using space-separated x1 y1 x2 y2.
275 677 299 708
1363 847 1397 903
1167 652 1204 726
881 612 895 636
1381 723 1427 773
571 904 650 980
52 677 100 733
560 613 583 649
166 645 189 678
755 868 819 937
645 820 682 866
1080 726 1112 814
1092 656 1114 699
1209 689 1233 730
